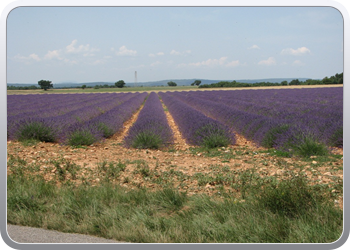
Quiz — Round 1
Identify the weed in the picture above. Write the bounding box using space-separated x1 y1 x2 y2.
20 139 40 147
16 121 57 142
262 125 290 148
291 137 329 158
131 131 163 149
256 175 327 218
67 129 98 146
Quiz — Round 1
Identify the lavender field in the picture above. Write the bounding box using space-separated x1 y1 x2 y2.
7 87 343 155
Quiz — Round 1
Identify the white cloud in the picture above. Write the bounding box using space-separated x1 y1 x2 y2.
225 60 240 67
189 57 228 67
248 45 260 50
281 47 311 56
170 49 191 56
150 61 162 67
91 59 105 65
292 60 305 66
66 39 99 54
13 40 101 66
14 53 41 63
66 40 78 53
258 57 276 66
170 50 180 55
115 45 137 56
28 53 41 61
182 57 240 68
148 52 164 57
63 58 78 65
44 50 61 60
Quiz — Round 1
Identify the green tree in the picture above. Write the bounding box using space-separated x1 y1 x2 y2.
38 80 53 91
191 80 202 86
81 84 87 89
281 81 288 86
115 80 126 88
167 81 177 87
289 79 300 85
322 77 332 85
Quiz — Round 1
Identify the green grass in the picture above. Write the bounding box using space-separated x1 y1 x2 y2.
261 125 290 148
16 121 57 142
195 125 232 149
96 122 114 138
291 136 329 158
7 156 343 243
66 129 98 146
130 131 164 149
7 173 342 243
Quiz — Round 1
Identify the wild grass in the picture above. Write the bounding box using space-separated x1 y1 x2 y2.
291 136 329 158
16 122 57 142
130 131 164 149
195 125 232 149
66 129 98 146
7 155 343 243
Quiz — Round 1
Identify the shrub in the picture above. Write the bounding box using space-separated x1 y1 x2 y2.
257 175 325 218
329 128 343 147
67 129 98 146
197 124 232 148
16 121 57 142
155 188 188 212
131 130 163 149
96 122 115 138
291 136 328 157
261 124 290 148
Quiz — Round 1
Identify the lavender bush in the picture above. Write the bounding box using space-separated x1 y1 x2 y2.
183 87 342 148
124 92 173 149
159 92 235 148
8 92 138 143
65 92 148 145
167 87 342 156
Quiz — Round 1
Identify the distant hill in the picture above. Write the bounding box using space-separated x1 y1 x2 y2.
7 78 313 88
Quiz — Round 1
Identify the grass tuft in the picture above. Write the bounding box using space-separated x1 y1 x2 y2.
292 136 329 158
256 175 323 218
262 125 290 148
16 121 56 142
96 122 114 138
195 125 232 148
131 131 163 149
67 129 97 146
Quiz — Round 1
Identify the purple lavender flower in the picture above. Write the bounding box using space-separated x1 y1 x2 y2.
124 92 173 149
159 92 235 148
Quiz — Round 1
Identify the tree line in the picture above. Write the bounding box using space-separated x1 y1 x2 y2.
198 73 343 89
7 73 343 90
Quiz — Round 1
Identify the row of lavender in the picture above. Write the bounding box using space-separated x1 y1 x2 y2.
8 93 133 119
7 87 342 152
124 92 174 149
191 88 342 147
7 92 148 145
165 87 342 152
158 92 235 148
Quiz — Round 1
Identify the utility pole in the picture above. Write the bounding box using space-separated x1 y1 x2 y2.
134 71 137 87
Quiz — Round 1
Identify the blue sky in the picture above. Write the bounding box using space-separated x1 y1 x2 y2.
6 6 343 83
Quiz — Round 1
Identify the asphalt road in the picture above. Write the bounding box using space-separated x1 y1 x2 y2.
5 224 129 244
